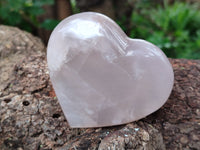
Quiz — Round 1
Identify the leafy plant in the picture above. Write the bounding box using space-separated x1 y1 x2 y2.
70 0 80 14
0 0 59 32
128 1 200 59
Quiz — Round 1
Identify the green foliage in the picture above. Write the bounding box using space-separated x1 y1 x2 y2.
70 0 80 14
128 1 200 59
116 15 128 34
0 0 59 32
41 19 60 30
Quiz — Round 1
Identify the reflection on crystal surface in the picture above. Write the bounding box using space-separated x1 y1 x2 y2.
47 12 174 128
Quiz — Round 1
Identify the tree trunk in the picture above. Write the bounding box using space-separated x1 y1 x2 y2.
56 0 72 20
76 0 115 19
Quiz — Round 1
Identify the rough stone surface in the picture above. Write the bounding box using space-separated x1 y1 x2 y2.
0 25 45 92
0 26 200 150
59 122 165 150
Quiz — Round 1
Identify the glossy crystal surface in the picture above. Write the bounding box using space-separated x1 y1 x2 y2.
47 12 174 128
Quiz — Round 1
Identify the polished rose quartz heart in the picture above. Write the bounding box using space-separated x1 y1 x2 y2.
47 12 174 128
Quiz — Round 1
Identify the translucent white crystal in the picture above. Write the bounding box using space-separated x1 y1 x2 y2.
47 12 174 128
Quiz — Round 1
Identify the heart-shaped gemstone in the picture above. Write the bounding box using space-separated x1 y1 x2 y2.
47 12 174 128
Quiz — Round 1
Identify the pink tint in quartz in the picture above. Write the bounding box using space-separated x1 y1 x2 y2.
47 12 174 128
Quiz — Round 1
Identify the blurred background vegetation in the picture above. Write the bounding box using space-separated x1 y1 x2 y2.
0 0 200 59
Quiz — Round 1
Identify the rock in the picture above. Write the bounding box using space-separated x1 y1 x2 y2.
59 122 165 150
0 25 45 58
0 26 200 149
0 25 45 92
